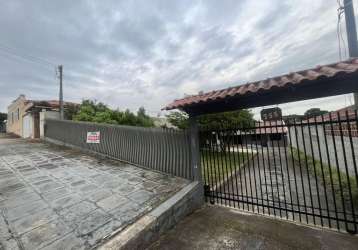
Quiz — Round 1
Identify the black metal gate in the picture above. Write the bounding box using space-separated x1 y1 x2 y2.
200 110 358 233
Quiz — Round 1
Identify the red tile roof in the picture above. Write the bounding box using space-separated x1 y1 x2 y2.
25 100 79 111
164 58 358 111
238 120 287 135
306 105 356 123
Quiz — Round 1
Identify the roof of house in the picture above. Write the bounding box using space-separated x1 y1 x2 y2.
25 100 79 111
306 105 356 123
164 58 358 115
238 120 287 135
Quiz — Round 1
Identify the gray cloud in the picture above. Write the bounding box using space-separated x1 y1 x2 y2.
0 0 352 117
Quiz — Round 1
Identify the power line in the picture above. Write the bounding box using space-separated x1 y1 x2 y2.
0 43 56 69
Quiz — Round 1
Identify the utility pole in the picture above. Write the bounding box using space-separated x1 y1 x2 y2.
58 65 64 119
343 0 358 108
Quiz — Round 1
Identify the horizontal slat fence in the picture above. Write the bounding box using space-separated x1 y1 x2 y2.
45 119 193 180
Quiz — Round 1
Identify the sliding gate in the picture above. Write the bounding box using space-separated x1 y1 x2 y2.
200 111 358 233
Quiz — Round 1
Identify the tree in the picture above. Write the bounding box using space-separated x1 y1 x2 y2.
64 104 80 120
0 112 6 123
165 109 255 129
73 100 155 127
304 108 328 119
166 111 189 129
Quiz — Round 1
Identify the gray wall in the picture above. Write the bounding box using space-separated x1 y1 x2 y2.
288 124 358 176
45 119 193 180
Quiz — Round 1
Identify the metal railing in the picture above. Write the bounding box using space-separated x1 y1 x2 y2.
200 110 358 234
45 119 193 180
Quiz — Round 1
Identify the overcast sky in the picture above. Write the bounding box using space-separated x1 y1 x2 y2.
0 0 356 118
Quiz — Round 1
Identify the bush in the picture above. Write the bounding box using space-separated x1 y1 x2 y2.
290 148 358 209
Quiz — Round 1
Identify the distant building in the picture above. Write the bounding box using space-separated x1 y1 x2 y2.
261 107 282 121
290 105 358 176
237 120 288 147
7 95 78 139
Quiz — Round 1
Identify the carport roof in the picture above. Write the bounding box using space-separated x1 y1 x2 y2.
164 58 358 116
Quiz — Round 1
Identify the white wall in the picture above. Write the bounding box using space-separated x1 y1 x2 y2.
22 113 33 138
288 124 358 177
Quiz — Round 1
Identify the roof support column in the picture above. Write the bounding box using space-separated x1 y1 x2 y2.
189 115 202 181
188 115 205 205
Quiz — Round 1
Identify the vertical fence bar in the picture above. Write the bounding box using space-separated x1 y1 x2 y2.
293 119 309 223
307 118 324 226
270 120 283 218
337 112 356 233
313 116 331 228
328 112 348 231
275 120 289 219
253 121 264 214
258 121 271 216
321 114 340 230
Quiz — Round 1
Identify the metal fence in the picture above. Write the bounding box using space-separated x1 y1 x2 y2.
45 119 193 180
200 111 358 234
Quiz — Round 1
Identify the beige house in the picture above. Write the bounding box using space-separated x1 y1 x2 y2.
7 95 77 138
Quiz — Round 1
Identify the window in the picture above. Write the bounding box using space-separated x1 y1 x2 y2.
17 108 20 120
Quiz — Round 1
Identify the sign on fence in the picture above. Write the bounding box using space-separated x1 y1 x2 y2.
86 131 100 143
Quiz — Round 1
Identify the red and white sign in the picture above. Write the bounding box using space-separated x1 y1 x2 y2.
86 131 100 143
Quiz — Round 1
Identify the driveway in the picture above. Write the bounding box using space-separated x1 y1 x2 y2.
0 136 189 249
217 146 355 230
149 205 358 250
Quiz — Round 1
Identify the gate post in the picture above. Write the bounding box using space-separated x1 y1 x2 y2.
188 115 205 205
189 115 202 181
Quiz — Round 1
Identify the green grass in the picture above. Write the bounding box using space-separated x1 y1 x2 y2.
290 148 358 208
201 150 246 185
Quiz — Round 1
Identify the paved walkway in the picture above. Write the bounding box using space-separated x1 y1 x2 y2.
218 146 356 231
149 205 358 250
0 136 189 249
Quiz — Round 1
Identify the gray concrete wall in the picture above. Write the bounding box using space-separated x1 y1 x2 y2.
99 181 204 250
288 125 358 176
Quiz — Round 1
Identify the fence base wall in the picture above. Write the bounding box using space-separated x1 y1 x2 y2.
99 181 204 250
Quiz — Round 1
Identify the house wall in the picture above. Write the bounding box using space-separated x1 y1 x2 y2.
6 95 27 136
22 113 33 138
288 125 358 177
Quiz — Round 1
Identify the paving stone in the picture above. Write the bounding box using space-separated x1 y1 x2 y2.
37 163 58 170
0 238 20 250
42 187 70 202
96 195 129 212
102 180 121 189
11 208 56 235
2 192 41 209
35 181 63 194
113 184 139 196
128 190 155 204
78 184 98 194
50 194 83 211
75 209 112 237
5 200 49 221
0 139 189 249
59 201 97 227
86 190 112 202
20 220 71 250
0 215 11 240
85 219 123 247
41 233 85 250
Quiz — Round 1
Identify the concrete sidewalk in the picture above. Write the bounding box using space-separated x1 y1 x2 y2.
149 205 358 250
0 137 190 249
